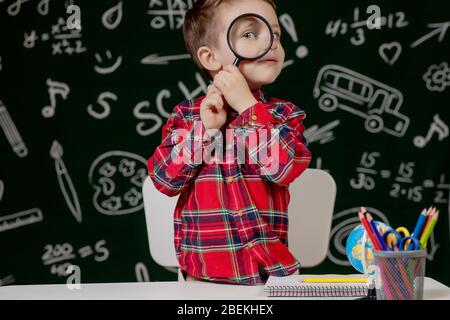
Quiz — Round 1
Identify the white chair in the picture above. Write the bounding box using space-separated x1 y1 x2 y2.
142 168 336 280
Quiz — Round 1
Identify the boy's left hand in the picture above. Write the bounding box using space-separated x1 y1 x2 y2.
213 64 258 114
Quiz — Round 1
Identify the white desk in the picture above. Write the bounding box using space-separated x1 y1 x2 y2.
0 277 449 300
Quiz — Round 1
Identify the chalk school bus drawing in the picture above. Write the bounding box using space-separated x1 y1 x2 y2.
313 65 410 137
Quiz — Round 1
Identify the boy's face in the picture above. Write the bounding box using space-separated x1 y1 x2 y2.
211 0 285 90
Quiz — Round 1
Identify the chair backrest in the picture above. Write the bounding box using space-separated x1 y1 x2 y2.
287 169 336 267
143 177 179 268
143 168 336 269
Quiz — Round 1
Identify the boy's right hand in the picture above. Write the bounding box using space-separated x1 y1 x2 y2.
200 84 227 131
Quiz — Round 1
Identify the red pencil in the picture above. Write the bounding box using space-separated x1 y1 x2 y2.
358 207 382 251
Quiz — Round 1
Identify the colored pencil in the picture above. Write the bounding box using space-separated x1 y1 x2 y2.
365 212 388 251
420 210 439 249
358 207 381 251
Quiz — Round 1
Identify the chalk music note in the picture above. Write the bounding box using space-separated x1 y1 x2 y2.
413 114 449 148
42 79 70 118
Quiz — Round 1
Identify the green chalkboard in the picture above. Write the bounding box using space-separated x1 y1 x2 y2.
0 0 449 287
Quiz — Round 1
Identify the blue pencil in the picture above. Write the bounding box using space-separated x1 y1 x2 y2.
365 212 388 251
412 208 428 238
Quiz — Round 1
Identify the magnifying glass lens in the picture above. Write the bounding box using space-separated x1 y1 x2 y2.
229 15 272 60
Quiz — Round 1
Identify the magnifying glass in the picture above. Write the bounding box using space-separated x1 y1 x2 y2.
227 13 274 67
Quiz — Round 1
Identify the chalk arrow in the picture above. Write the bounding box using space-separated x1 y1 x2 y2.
411 21 450 48
141 53 191 65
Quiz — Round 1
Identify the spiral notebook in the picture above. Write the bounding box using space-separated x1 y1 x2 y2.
264 274 369 297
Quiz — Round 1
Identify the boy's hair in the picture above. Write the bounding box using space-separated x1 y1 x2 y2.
183 0 277 79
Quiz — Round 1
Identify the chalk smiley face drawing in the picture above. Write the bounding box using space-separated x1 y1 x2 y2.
89 151 148 216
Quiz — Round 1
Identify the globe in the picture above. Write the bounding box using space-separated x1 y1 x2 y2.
346 221 390 273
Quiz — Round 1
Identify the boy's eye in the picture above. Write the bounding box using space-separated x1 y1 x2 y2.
242 31 257 39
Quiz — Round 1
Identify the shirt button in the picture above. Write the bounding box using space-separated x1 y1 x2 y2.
247 242 254 248
226 176 233 183
226 144 233 150
238 210 244 216
251 115 258 121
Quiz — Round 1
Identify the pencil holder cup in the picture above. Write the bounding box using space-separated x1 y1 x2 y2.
373 250 426 300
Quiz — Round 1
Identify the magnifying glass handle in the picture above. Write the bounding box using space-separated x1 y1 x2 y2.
233 57 241 67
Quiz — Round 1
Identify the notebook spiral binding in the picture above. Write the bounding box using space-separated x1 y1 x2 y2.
265 284 368 297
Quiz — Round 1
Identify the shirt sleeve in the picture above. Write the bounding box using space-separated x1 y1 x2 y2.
228 101 312 186
147 101 214 197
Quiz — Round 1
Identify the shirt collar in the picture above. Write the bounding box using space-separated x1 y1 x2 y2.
251 88 268 103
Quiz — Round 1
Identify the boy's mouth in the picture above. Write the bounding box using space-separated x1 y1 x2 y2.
257 58 278 64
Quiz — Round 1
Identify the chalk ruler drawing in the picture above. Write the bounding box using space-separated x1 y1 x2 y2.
423 62 450 92
50 140 82 223
0 208 43 232
41 240 109 277
89 151 147 216
102 1 123 30
4 0 49 16
147 0 194 30
0 99 28 157
42 79 70 118
413 114 449 148
379 42 402 66
94 50 122 74
135 262 150 282
410 21 450 48
313 65 410 137
325 8 409 46
0 275 15 286
328 207 389 266
23 17 86 55
279 13 308 69
304 120 340 145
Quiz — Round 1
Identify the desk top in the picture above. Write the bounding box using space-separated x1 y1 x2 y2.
0 277 449 300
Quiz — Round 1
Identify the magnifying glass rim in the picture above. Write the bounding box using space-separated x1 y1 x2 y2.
226 12 275 62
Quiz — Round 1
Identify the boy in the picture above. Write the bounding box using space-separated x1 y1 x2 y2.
148 0 311 285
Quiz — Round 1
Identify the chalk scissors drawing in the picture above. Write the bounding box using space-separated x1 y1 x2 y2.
313 65 409 137
0 99 28 157
50 140 82 223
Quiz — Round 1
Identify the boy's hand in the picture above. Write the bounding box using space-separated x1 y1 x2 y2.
200 84 227 131
213 65 258 114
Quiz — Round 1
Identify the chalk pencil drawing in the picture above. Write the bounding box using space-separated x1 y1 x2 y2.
94 50 123 74
42 79 70 118
50 140 83 223
87 92 117 120
304 120 340 145
423 62 450 92
0 208 43 233
413 114 449 148
410 21 450 48
0 99 28 157
327 207 389 266
135 262 150 282
141 53 191 65
101 1 123 30
378 42 402 65
89 151 147 216
313 65 409 137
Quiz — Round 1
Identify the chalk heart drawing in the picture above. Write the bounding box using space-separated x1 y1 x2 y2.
379 42 402 65
89 151 148 216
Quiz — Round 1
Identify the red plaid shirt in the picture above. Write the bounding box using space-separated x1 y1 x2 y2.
147 88 312 285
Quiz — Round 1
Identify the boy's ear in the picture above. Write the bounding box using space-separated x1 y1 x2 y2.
197 46 222 72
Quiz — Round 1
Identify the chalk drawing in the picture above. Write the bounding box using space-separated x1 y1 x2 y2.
411 21 450 48
87 92 117 119
0 275 15 286
379 42 402 65
423 62 450 92
42 79 70 118
313 65 409 137
141 53 191 65
50 140 82 223
102 1 123 30
0 208 43 232
89 151 147 216
94 50 123 74
5 0 49 16
0 99 28 157
0 179 3 203
133 101 163 136
414 114 449 148
147 0 194 30
327 207 389 266
279 13 308 60
304 120 340 145
135 262 150 282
